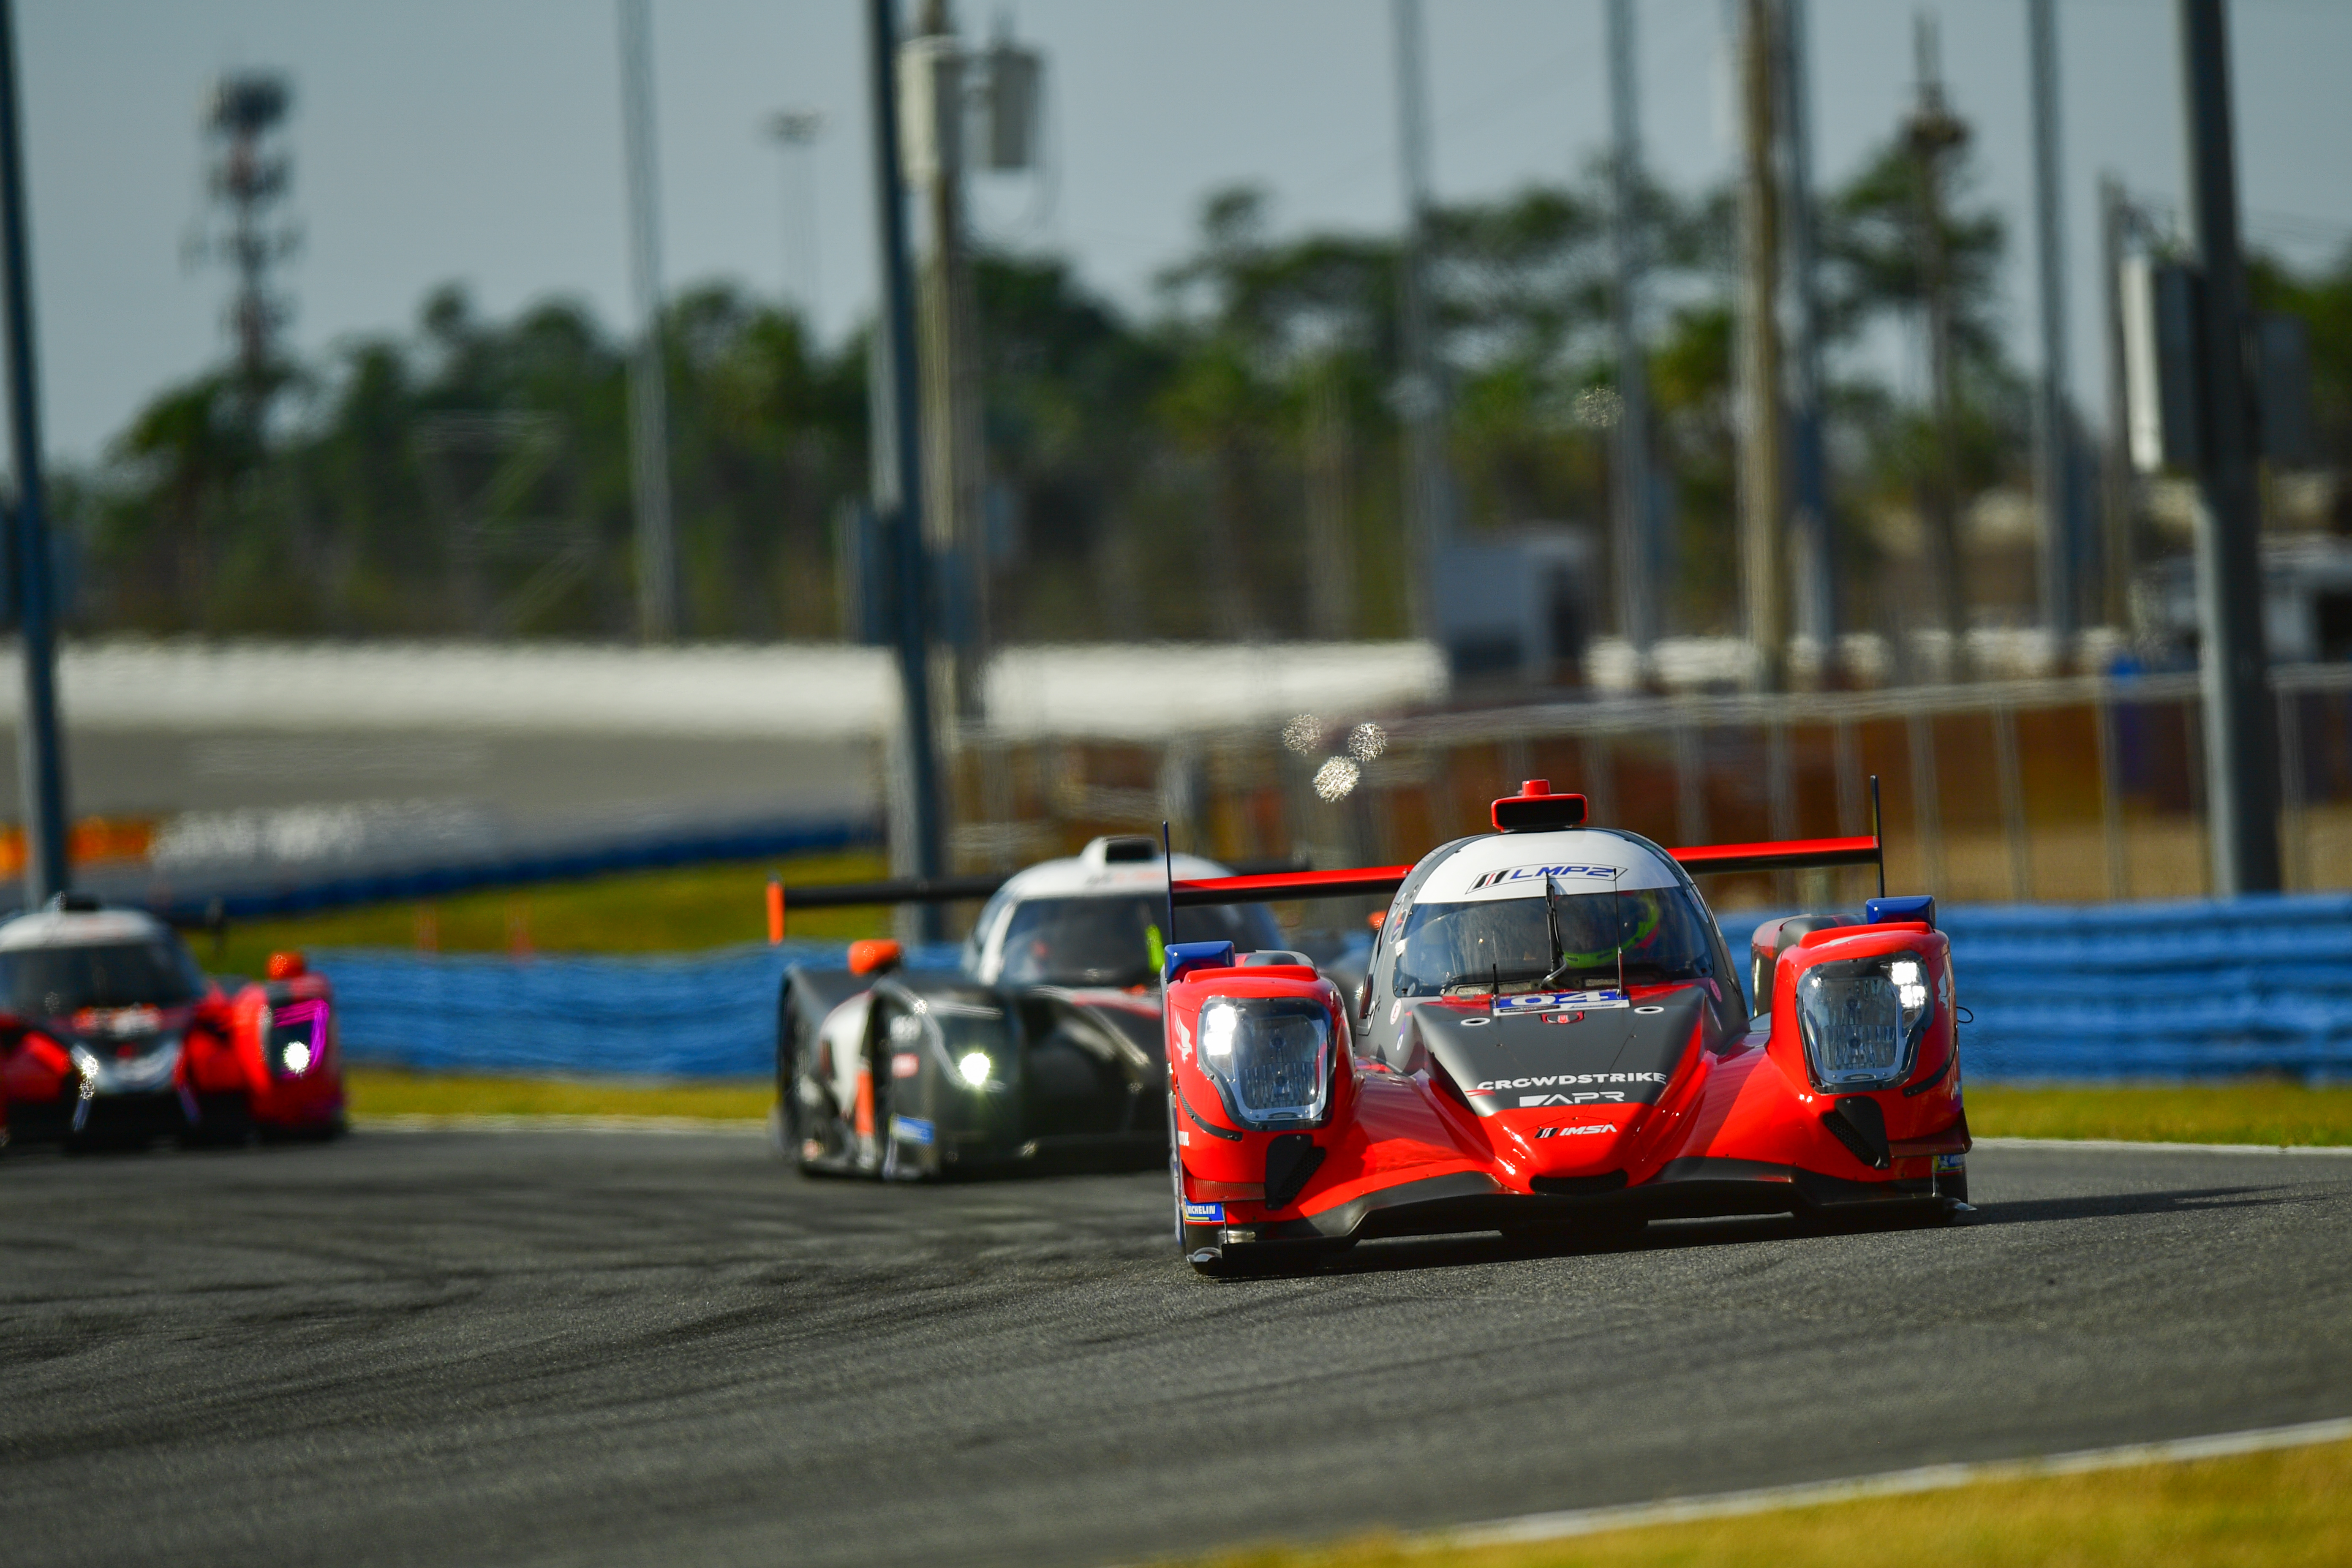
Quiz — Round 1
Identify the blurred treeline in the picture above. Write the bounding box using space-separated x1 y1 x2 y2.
64 137 2352 643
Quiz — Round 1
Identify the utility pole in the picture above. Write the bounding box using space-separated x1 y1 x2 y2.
1734 0 1786 691
1390 0 1447 646
617 0 677 641
1906 14 1970 676
2097 175 2138 629
0 0 66 903
2176 0 2279 895
905 0 988 721
1605 0 1658 659
866 0 945 934
2028 0 2078 654
1778 0 1835 675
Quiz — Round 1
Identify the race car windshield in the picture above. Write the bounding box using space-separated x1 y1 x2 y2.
996 896 1273 989
0 939 205 1018
1389 885 1718 996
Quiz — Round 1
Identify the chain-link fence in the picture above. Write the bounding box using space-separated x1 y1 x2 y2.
945 662 2352 913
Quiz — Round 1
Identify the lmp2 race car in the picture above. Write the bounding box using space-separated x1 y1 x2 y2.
0 895 345 1150
774 835 1280 1178
1160 779 1970 1275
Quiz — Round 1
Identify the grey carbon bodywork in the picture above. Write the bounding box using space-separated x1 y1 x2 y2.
1402 987 1710 1114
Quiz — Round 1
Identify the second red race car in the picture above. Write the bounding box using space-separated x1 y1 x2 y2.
1161 779 1970 1275
0 895 346 1151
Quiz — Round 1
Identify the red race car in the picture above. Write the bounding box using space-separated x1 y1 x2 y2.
0 896 345 1151
1162 779 1969 1275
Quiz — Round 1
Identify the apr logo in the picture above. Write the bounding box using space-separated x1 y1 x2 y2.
1522 1092 1627 1106
1468 863 1623 892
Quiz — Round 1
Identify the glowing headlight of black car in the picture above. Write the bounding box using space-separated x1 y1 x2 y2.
1794 955 1933 1091
1196 997 1331 1130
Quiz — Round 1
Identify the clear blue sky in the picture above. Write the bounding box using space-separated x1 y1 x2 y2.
17 0 2352 463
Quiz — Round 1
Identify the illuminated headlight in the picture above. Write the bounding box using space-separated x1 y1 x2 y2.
265 999 330 1080
1795 956 1933 1091
1193 998 1331 1130
957 1051 992 1088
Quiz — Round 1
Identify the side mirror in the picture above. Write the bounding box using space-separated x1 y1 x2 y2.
267 951 309 980
847 939 903 977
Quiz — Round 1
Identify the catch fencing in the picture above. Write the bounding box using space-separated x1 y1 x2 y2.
323 891 2352 1083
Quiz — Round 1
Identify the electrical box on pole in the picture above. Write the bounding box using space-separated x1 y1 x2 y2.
2121 256 2315 476
976 33 1041 171
2121 256 2203 475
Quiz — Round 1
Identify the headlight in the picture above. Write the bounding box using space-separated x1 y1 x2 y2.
1794 956 1933 1091
1194 998 1332 1130
957 1050 992 1088
265 1000 329 1079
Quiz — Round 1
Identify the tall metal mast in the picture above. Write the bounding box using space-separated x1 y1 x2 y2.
866 0 945 932
1780 0 1835 671
1735 0 1786 691
1605 0 1658 657
0 0 66 903
2176 0 2279 895
1390 0 1447 644
617 0 678 641
2028 0 2078 651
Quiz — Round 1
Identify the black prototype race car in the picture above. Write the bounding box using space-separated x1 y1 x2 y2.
776 836 1278 1179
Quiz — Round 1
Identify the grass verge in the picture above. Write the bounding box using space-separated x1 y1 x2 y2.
1968 1083 2352 1147
347 1066 768 1122
343 1071 2352 1143
1171 1437 2352 1568
201 847 896 978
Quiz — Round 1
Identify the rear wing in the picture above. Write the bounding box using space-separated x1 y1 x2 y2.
1171 777 1888 906
764 857 1308 941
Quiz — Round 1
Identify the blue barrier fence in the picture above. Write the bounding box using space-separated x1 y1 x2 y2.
323 893 2352 1081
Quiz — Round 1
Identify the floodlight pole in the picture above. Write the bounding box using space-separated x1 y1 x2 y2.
2028 0 2078 649
0 0 68 905
867 0 946 937
1390 0 1447 645
2176 0 2279 896
618 0 678 642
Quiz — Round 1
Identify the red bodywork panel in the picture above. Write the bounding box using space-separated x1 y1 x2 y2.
0 969 344 1142
1168 924 1966 1240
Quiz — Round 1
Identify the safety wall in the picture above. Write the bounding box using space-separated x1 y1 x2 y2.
320 892 2352 1083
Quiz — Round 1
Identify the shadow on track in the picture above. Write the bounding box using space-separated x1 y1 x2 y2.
1192 1184 2297 1283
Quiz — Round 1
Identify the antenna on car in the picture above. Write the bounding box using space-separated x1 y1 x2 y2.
1612 867 1626 997
1160 820 1177 971
1869 774 1886 898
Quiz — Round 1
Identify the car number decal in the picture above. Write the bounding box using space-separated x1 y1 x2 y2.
1492 989 1628 1013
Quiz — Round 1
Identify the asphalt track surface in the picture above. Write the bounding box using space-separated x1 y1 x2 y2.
4 1131 2349 1568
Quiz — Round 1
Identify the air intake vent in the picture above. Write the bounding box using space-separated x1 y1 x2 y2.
1530 1171 1628 1196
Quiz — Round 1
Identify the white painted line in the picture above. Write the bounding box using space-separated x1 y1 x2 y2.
1976 1136 2352 1157
354 1113 765 1137
1436 1414 2352 1551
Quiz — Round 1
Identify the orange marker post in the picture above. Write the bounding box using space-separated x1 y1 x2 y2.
766 875 787 944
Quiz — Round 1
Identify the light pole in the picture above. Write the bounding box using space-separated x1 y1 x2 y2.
0 0 67 904
765 108 824 331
